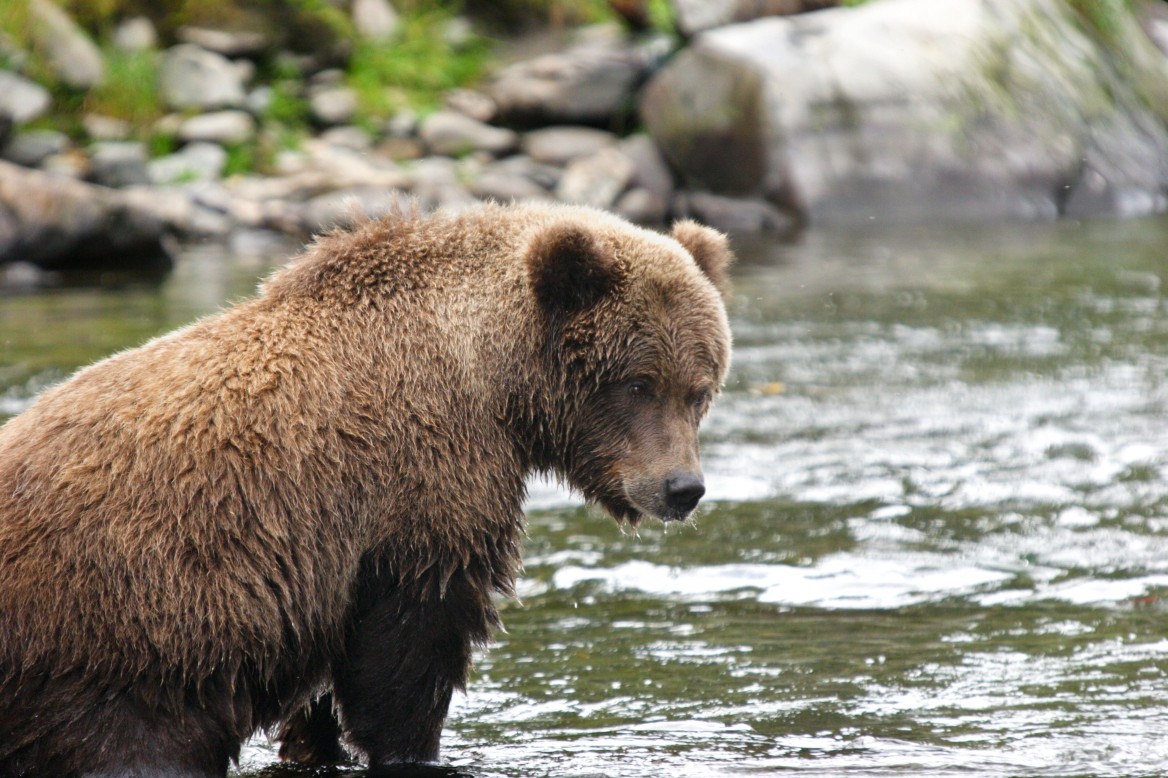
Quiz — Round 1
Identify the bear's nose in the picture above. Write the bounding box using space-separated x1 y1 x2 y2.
664 471 705 515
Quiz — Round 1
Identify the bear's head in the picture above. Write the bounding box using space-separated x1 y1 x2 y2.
526 215 733 524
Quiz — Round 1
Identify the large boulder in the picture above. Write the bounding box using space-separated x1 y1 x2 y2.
642 0 1168 226
670 0 840 36
0 160 170 270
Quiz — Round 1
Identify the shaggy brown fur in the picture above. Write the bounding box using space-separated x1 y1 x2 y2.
0 202 732 776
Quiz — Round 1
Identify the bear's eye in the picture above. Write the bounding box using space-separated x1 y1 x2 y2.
627 380 653 400
691 389 713 410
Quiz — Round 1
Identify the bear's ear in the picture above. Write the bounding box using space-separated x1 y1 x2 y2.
527 222 618 315
671 220 733 297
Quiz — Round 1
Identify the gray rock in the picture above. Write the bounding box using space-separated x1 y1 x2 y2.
319 125 374 151
310 87 359 126
522 126 617 166
121 185 233 237
161 44 247 110
670 0 839 36
352 0 400 40
488 39 652 126
0 70 52 125
41 150 90 180
245 86 274 116
615 187 669 224
83 114 133 141
178 110 256 146
113 16 157 52
489 154 562 189
643 0 1168 226
0 159 169 269
469 169 552 202
618 134 674 202
29 0 105 89
176 26 268 58
385 109 419 139
674 191 794 233
148 142 228 185
2 130 70 168
89 142 150 188
555 147 635 208
418 111 518 157
442 16 475 49
444 89 496 123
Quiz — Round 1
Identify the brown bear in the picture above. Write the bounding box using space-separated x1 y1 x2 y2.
0 201 732 776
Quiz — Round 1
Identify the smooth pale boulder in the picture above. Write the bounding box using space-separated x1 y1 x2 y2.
643 0 1168 225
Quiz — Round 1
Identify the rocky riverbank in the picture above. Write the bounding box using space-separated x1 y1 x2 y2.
2 0 1168 276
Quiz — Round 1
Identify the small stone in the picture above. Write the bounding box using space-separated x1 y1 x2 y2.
245 86 274 116
83 114 133 141
319 125 373 152
469 170 552 203
619 134 674 202
674 191 794 233
2 130 70 168
0 71 51 125
176 26 268 58
418 111 518 158
41 149 91 179
374 137 421 162
442 16 475 49
615 187 668 224
444 89 496 123
178 110 256 146
29 0 105 89
113 16 157 52
523 126 617 167
352 0 400 40
490 154 562 189
385 109 419 139
148 142 228 185
89 141 150 188
310 87 359 126
555 147 635 208
161 44 246 110
309 69 346 88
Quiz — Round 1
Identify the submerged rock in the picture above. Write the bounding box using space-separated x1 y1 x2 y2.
643 0 1168 226
0 160 170 270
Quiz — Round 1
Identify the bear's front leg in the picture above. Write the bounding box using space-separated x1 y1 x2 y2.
334 567 497 766
276 693 347 765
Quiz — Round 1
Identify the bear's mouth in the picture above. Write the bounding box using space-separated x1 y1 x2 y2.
597 492 646 527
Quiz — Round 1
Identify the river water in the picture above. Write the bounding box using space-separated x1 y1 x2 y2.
3 216 1168 777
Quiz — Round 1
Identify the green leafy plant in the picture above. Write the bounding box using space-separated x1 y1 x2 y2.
85 48 163 126
345 9 491 122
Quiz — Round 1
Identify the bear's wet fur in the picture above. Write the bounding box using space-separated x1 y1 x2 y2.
0 202 732 776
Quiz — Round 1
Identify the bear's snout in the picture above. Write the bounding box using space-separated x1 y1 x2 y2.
663 470 705 519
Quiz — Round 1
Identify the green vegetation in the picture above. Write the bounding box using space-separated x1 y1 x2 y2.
1067 0 1136 41
346 9 492 122
0 0 683 174
85 48 163 126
